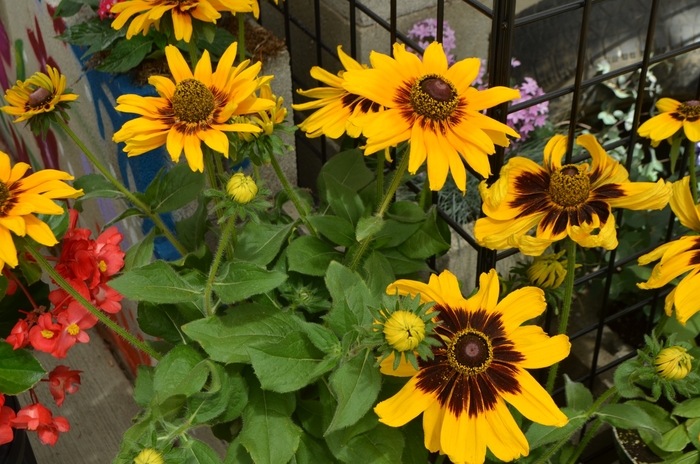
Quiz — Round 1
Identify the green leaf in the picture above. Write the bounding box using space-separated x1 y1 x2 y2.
674 398 700 418
381 249 428 275
355 216 384 242
137 301 194 345
628 400 676 434
294 433 337 464
133 365 155 408
224 438 254 464
401 419 429 464
17 251 43 286
38 207 69 241
109 261 203 303
152 345 208 402
213 261 287 304
326 349 381 435
217 366 249 423
58 20 125 58
182 304 303 363
658 424 690 453
661 451 700 464
176 194 209 252
326 422 404 464
0 345 45 394
596 403 662 441
103 208 144 228
73 174 124 206
53 0 86 18
123 228 155 271
614 359 647 399
397 207 450 259
287 236 343 277
308 215 356 248
184 439 223 464
387 201 426 223
96 35 153 73
249 332 325 393
301 322 340 355
564 375 593 412
146 163 206 213
234 222 295 266
187 361 231 424
318 149 374 192
239 381 302 464
526 407 587 449
324 262 375 336
362 251 395 298
322 174 364 226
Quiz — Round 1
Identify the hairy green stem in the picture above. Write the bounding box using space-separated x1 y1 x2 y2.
23 240 161 361
268 151 318 237
56 118 188 256
204 215 236 316
376 150 384 210
688 137 698 204
237 13 246 62
350 146 410 271
546 238 577 393
204 147 226 227
534 386 618 464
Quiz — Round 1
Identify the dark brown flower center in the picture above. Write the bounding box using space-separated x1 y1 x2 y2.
549 164 590 207
27 87 52 109
172 78 215 124
446 329 493 375
677 101 700 122
0 180 11 217
409 74 458 121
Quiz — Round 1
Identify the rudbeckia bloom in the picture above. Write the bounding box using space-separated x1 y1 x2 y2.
638 98 700 145
110 0 254 42
527 250 569 289
654 346 693 381
0 151 83 272
342 42 520 192
292 45 382 139
383 310 426 352
376 269 570 464
1 65 78 123
113 43 272 172
474 134 672 256
226 173 257 204
638 176 700 324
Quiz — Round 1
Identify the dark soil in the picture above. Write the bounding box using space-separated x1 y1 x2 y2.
616 428 662 463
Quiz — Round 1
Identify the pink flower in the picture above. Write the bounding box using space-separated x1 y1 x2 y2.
6 319 31 350
97 0 125 20
47 366 82 407
11 403 69 446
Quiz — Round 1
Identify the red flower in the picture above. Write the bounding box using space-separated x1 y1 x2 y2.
47 366 82 407
93 227 125 279
6 319 31 350
0 394 15 446
11 403 69 446
53 306 97 359
28 314 62 354
91 282 123 314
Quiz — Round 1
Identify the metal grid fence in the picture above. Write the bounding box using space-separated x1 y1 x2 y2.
259 0 700 458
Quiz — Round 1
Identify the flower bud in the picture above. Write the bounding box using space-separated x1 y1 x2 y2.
134 448 164 464
655 346 693 380
226 173 258 204
383 310 425 352
527 250 567 289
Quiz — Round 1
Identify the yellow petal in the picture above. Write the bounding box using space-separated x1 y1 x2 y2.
671 269 700 325
494 286 546 334
23 214 58 247
440 408 486 464
165 45 193 83
501 368 568 427
374 375 435 427
465 269 500 313
0 226 18 267
484 399 530 462
509 326 570 369
670 176 700 232
379 353 418 377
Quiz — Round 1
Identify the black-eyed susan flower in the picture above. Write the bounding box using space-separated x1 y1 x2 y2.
111 0 254 42
0 151 83 272
527 250 569 289
375 269 570 464
292 45 382 140
342 42 520 192
1 66 77 124
475 134 672 256
638 98 700 146
113 42 272 173
638 176 700 325
226 173 257 204
655 346 694 381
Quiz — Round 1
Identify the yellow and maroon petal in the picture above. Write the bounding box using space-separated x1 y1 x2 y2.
670 176 700 232
673 269 700 325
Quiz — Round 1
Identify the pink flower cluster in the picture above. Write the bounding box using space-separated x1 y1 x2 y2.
97 0 125 20
407 19 457 66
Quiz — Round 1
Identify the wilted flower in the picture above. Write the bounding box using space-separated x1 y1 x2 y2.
527 250 568 289
655 346 694 380
226 173 258 204
382 310 426 352
1 66 78 124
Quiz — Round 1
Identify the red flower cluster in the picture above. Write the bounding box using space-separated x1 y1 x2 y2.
6 210 125 359
97 0 125 19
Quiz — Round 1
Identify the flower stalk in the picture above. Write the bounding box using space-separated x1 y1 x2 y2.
22 239 161 361
687 137 698 204
546 238 577 393
55 118 188 256
268 151 319 237
204 215 237 316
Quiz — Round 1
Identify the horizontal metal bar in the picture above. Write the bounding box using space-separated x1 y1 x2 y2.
460 0 492 18
514 0 607 28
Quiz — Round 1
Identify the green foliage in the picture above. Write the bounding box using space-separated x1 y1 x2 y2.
0 344 45 394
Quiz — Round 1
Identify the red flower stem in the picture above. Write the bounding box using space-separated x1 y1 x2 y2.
22 240 162 361
4 268 39 310
545 238 577 393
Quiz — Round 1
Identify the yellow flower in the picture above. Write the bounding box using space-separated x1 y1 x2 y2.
375 269 570 464
113 42 273 173
226 173 257 204
655 346 693 380
250 0 279 18
0 151 83 272
1 66 78 122
638 176 700 325
383 310 426 352
111 0 254 43
292 45 382 140
475 134 672 256
527 250 569 289
342 42 520 193
249 83 286 136
134 448 164 464
638 98 700 146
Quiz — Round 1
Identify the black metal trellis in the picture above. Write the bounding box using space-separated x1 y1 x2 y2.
259 0 700 457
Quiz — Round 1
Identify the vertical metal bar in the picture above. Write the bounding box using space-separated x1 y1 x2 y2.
314 0 322 67
282 0 292 62
436 0 445 42
564 0 593 163
390 0 397 47
349 0 357 59
476 0 516 278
